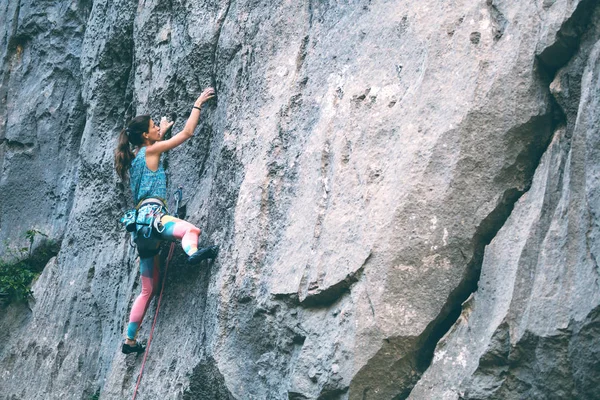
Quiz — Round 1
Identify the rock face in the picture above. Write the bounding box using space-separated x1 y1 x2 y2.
0 0 599 399
409 4 600 399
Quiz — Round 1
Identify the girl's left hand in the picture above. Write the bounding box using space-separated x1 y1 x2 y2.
160 116 174 135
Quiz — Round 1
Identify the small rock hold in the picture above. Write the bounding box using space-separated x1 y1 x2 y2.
470 32 481 44
332 363 340 374
308 366 318 381
396 64 403 79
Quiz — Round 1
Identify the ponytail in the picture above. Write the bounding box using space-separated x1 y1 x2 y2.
115 129 135 181
114 115 151 181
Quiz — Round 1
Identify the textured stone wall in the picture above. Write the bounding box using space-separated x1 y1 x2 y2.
0 0 88 250
1 0 599 399
409 3 600 398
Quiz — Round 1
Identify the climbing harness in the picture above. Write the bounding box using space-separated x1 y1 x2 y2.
133 202 166 258
131 188 183 400
137 203 166 239
120 209 137 232
122 198 169 253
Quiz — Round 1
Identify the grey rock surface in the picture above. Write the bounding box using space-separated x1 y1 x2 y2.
409 4 600 399
0 0 598 399
0 0 87 250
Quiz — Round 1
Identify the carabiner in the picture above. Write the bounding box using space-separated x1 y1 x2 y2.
173 186 183 218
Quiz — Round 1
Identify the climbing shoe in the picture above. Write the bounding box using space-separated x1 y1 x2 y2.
122 341 145 355
187 245 219 265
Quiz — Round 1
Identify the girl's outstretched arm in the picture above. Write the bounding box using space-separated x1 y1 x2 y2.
147 87 215 156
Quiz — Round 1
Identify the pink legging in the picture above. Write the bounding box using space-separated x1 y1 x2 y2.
126 215 200 340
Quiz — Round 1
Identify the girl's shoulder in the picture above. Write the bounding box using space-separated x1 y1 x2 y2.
133 147 147 159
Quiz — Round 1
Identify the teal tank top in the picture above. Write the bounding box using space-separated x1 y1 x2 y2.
130 147 167 204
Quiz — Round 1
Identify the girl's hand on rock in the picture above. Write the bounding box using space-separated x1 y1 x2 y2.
160 116 174 134
195 87 215 107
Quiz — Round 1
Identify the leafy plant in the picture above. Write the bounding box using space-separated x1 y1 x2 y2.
0 261 36 302
25 229 47 257
0 230 59 305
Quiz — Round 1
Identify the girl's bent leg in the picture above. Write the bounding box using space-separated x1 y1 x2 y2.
126 254 160 340
159 215 200 256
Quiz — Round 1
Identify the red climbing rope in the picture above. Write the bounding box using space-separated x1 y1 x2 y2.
132 242 176 400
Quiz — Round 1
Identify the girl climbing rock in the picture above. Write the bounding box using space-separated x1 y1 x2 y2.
114 87 219 354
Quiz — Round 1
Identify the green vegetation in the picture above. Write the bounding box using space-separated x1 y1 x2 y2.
0 230 60 305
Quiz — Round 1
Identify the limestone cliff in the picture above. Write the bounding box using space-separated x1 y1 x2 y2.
1 0 599 399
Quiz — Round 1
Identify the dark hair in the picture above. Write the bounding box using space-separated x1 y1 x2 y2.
114 115 151 181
